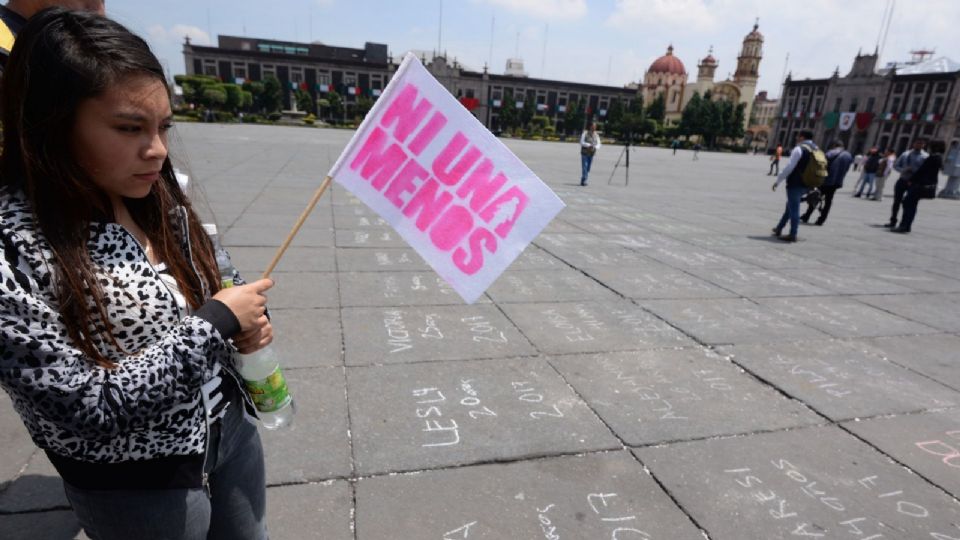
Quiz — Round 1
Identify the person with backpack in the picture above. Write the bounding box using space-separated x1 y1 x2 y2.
801 141 852 225
771 130 826 242
886 139 929 228
854 148 881 198
894 140 946 233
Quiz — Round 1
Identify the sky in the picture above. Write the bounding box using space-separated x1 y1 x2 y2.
105 0 960 100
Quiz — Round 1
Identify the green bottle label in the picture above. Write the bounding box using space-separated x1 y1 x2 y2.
243 366 291 413
221 277 234 288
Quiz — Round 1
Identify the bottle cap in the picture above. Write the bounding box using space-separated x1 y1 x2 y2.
202 223 218 235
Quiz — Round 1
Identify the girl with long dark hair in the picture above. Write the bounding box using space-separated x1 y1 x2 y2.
0 9 273 539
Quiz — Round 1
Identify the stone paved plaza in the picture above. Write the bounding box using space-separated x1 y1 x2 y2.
2 123 959 539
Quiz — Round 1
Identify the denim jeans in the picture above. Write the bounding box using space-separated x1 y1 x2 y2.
776 186 808 237
64 402 268 540
580 153 594 185
856 173 876 196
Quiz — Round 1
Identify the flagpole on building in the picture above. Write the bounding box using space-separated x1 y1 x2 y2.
262 176 333 279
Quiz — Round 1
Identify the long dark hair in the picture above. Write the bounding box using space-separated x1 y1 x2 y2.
0 9 221 368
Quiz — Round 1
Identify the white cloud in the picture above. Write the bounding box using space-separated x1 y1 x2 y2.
148 24 211 46
315 0 334 7
480 0 587 20
606 0 717 31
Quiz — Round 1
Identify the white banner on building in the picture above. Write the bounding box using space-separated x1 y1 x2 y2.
838 112 856 131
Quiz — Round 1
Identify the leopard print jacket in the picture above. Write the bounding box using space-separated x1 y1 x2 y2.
0 186 243 464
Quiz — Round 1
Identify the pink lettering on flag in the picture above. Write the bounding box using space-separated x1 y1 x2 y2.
403 178 453 231
453 227 497 275
350 126 408 190
408 111 448 156
456 158 507 213
480 187 529 238
432 132 483 187
384 160 429 208
430 205 474 251
380 84 434 144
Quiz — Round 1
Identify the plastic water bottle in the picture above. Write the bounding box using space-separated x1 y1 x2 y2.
203 224 296 430
236 347 296 429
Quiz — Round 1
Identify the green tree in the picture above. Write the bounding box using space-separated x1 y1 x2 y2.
295 89 315 114
564 99 585 136
646 92 666 123
355 96 374 121
325 91 344 122
202 86 226 108
498 90 520 133
222 83 243 111
242 81 264 111
679 92 704 139
260 76 283 113
240 90 254 110
521 96 536 128
604 98 625 140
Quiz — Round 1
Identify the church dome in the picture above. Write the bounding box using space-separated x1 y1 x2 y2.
701 53 717 65
648 45 686 76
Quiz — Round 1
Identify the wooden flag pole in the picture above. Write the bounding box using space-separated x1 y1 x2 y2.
261 175 333 279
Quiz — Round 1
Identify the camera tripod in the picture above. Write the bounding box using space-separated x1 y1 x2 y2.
607 141 630 186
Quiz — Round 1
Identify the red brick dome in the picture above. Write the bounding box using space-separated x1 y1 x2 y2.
648 45 687 76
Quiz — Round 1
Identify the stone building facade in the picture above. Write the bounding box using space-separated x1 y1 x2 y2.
182 35 638 133
642 23 763 132
772 51 960 155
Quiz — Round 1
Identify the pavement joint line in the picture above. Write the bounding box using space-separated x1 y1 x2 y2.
716 347 960 505
224 146 303 234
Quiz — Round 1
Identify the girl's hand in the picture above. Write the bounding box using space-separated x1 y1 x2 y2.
213 278 273 332
233 321 274 354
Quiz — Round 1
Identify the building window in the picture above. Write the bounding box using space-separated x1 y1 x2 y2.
202 59 217 77
788 88 796 97
914 83 925 93
833 97 842 112
891 97 901 112
466 88 476 99
931 97 944 114
935 82 948 93
848 99 858 112
865 97 875 113
922 124 936 136
233 63 247 80
371 74 383 90
894 83 904 93
262 64 276 79
802 87 810 96
317 71 331 85
291 66 304 84
911 97 921 112
816 87 825 95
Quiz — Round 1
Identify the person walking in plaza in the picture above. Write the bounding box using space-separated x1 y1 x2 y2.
767 144 782 175
801 141 851 226
772 130 818 242
579 122 600 186
671 138 680 155
894 140 946 233
854 147 881 198
853 152 864 172
0 10 274 539
886 138 929 228
872 149 896 201
938 140 960 199
693 142 701 160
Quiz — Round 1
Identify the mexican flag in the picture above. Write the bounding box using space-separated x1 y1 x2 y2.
901 112 915 121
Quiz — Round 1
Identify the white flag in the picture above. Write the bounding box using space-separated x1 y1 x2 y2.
327 53 565 303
